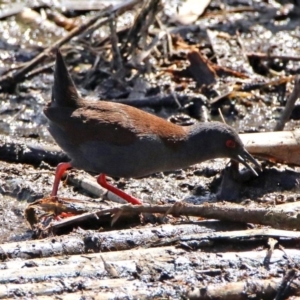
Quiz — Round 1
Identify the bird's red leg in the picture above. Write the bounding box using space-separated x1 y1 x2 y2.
51 162 72 196
97 173 142 205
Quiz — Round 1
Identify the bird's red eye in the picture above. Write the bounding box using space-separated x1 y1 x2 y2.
226 139 236 148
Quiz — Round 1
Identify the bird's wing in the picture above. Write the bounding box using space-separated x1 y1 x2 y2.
44 100 188 147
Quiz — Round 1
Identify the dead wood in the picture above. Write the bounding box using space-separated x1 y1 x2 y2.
240 129 300 166
0 245 299 298
187 277 300 300
50 201 300 231
0 135 68 167
67 172 157 206
274 268 298 300
2 219 300 260
25 62 54 79
4 245 296 280
67 173 129 204
0 0 139 92
0 223 214 260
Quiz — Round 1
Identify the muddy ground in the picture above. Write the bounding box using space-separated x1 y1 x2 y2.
0 0 300 298
1 0 300 242
0 1 300 237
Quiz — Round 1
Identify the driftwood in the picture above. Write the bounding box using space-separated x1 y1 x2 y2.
0 243 299 298
187 277 300 300
1 270 298 299
0 223 218 260
1 277 298 299
240 130 300 166
2 224 300 260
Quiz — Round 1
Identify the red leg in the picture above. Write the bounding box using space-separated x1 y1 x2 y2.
51 162 72 196
97 173 142 205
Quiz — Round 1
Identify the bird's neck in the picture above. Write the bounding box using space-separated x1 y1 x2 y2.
182 122 223 163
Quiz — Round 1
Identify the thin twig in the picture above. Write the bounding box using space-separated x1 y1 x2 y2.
218 108 226 124
274 75 300 131
123 0 161 57
109 15 123 71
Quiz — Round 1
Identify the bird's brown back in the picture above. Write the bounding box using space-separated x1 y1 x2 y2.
44 99 188 149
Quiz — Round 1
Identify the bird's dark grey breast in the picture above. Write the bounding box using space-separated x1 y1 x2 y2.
44 103 191 177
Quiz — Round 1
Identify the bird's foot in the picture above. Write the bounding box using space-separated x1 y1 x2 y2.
97 174 142 205
51 162 72 196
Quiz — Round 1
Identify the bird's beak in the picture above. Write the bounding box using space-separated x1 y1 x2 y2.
236 148 261 176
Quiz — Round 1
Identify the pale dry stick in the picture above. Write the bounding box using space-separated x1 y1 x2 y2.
171 90 182 108
241 129 300 166
218 108 226 124
274 75 300 131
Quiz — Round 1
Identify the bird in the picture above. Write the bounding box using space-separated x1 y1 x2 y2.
44 49 261 205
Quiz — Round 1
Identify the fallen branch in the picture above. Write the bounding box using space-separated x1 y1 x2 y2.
0 223 216 259
187 276 300 300
0 135 68 166
0 246 299 298
50 201 300 231
5 219 300 260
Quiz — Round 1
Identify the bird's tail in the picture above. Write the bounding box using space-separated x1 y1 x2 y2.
51 49 80 108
